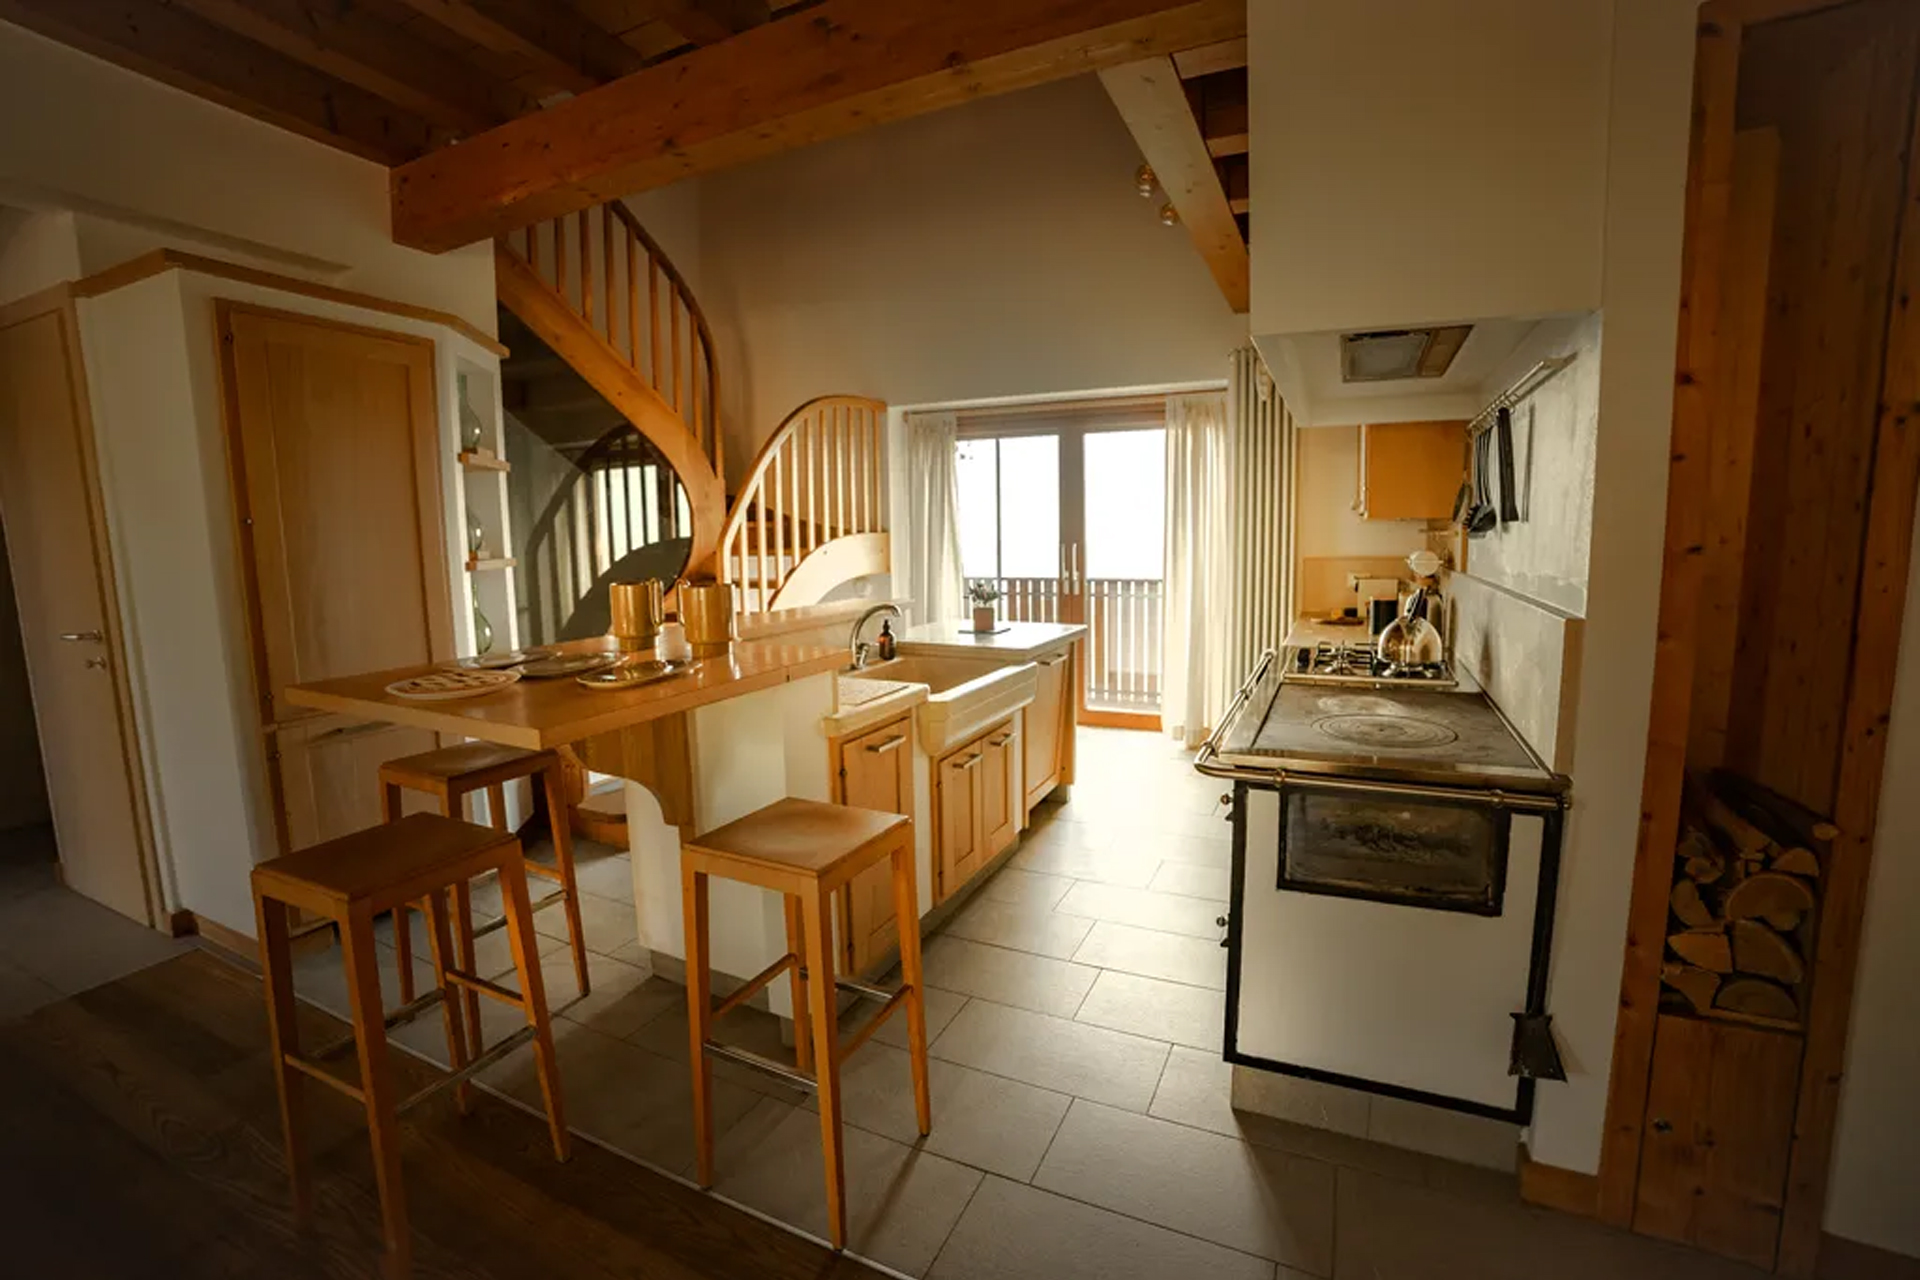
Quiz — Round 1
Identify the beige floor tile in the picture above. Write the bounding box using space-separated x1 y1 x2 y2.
568 850 636 902
928 1175 1276 1280
869 982 968 1052
628 998 812 1104
1055 799 1235 844
1034 1099 1335 1272
814 1041 1072 1181
1055 881 1225 939
714 1101 982 1276
534 889 640 956
939 895 1095 960
929 999 1169 1112
1150 859 1233 900
1333 1166 1770 1280
1153 835 1235 869
0 886 191 995
1006 827 1162 888
921 935 1099 1018
1075 969 1223 1052
977 867 1074 910
1071 920 1228 989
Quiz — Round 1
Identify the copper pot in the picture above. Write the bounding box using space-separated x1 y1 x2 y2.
609 579 665 653
678 579 737 658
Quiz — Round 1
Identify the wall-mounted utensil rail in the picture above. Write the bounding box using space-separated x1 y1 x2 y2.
1467 355 1576 438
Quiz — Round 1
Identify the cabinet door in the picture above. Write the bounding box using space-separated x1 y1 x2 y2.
1633 1013 1801 1269
1024 647 1070 806
837 716 913 972
1359 421 1467 521
936 744 985 903
272 716 441 853
981 723 1018 857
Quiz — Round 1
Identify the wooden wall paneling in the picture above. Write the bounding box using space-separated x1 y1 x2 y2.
1596 12 1743 1229
1689 127 1781 770
1776 32 1920 1274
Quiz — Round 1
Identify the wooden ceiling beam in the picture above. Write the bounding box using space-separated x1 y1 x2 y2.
1172 34 1245 78
390 0 1247 252
0 0 438 163
166 0 532 135
652 0 774 46
1099 54 1249 313
388 0 647 96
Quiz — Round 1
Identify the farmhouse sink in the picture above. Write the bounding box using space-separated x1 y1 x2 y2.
830 656 1038 754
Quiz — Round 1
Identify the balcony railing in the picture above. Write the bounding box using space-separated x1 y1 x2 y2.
967 576 1164 715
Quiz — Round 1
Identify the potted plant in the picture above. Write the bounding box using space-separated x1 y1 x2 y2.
968 581 1000 633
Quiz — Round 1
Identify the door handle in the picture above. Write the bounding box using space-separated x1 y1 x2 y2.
865 735 907 755
59 630 104 643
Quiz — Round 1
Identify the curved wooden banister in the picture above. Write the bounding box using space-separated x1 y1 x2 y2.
718 394 890 612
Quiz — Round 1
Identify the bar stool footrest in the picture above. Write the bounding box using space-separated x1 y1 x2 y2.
834 976 895 1003
468 889 568 942
703 1039 819 1093
398 1025 537 1114
309 988 447 1061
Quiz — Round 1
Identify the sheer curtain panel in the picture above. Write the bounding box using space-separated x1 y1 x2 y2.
1163 392 1231 747
904 411 965 627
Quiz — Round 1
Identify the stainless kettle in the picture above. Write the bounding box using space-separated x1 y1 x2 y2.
1376 589 1445 669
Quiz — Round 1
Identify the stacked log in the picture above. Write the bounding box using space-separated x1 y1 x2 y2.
1658 771 1829 1028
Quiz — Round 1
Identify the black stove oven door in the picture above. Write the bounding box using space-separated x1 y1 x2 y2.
1276 781 1512 915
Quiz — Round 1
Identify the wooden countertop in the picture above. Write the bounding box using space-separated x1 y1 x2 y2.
900 620 1087 660
284 640 846 751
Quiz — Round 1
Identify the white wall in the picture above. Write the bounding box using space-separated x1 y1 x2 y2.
628 76 1248 483
0 21 494 329
0 207 82 302
1825 513 1920 1258
1248 0 1612 338
1520 0 1695 1177
1296 427 1432 562
78 269 494 935
1465 314 1603 617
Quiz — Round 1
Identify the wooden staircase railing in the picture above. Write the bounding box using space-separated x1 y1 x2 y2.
496 202 725 574
718 395 890 612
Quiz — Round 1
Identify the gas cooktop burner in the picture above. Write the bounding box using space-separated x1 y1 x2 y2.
1288 641 1458 689
1311 713 1461 749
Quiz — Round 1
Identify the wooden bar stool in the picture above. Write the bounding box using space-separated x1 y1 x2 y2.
680 798 928 1249
377 743 591 1028
252 812 571 1279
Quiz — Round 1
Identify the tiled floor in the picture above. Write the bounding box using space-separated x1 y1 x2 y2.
281 730 1768 1280
0 823 191 1022
18 734 1766 1280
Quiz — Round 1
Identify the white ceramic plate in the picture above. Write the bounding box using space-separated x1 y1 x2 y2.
384 669 521 701
576 658 696 691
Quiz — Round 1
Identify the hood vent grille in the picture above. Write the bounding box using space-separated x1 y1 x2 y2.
1340 325 1473 383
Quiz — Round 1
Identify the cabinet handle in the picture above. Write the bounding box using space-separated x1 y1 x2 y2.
988 732 1014 747
310 721 389 744
865 735 907 755
1036 652 1069 667
955 752 983 771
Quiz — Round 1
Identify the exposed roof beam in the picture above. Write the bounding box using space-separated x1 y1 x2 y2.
1172 35 1244 79
0 0 437 163
653 0 774 46
167 0 532 135
388 0 647 96
390 0 1247 252
1099 55 1248 313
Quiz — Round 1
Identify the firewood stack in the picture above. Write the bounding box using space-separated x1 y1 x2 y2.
1660 769 1834 1028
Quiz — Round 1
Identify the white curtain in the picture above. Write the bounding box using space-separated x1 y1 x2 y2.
1163 392 1232 747
1163 349 1296 748
904 411 965 628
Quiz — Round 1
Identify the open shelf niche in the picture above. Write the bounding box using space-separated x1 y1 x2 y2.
452 356 518 660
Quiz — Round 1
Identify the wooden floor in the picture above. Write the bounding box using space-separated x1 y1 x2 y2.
0 948 886 1280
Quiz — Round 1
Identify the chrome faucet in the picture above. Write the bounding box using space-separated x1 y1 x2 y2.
849 603 903 670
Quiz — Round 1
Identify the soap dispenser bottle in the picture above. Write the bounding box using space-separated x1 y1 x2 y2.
875 619 897 661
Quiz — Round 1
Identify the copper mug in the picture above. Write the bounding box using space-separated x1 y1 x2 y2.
608 579 665 653
677 579 737 658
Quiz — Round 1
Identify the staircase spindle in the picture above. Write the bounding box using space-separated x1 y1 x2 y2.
603 207 616 350
579 209 593 328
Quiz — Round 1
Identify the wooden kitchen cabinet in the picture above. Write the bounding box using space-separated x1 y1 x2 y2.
935 716 1018 903
1633 1013 1802 1269
1356 420 1467 521
833 714 914 973
1023 645 1075 810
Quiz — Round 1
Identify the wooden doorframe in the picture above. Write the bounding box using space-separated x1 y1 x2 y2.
211 300 453 858
1595 3 1920 1274
0 283 164 926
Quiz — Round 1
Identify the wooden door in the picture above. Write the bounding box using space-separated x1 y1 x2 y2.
935 742 984 902
272 716 441 852
1024 649 1069 808
837 716 912 972
981 722 1018 858
218 305 452 851
1634 1014 1802 1269
0 306 153 924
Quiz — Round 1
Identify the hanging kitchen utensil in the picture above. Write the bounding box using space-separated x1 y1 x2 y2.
1495 405 1521 524
1467 427 1498 537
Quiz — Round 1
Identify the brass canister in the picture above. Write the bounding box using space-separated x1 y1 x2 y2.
678 579 737 658
608 579 665 652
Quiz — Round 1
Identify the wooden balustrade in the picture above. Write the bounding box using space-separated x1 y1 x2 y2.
501 203 722 481
967 576 1164 713
719 395 889 612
